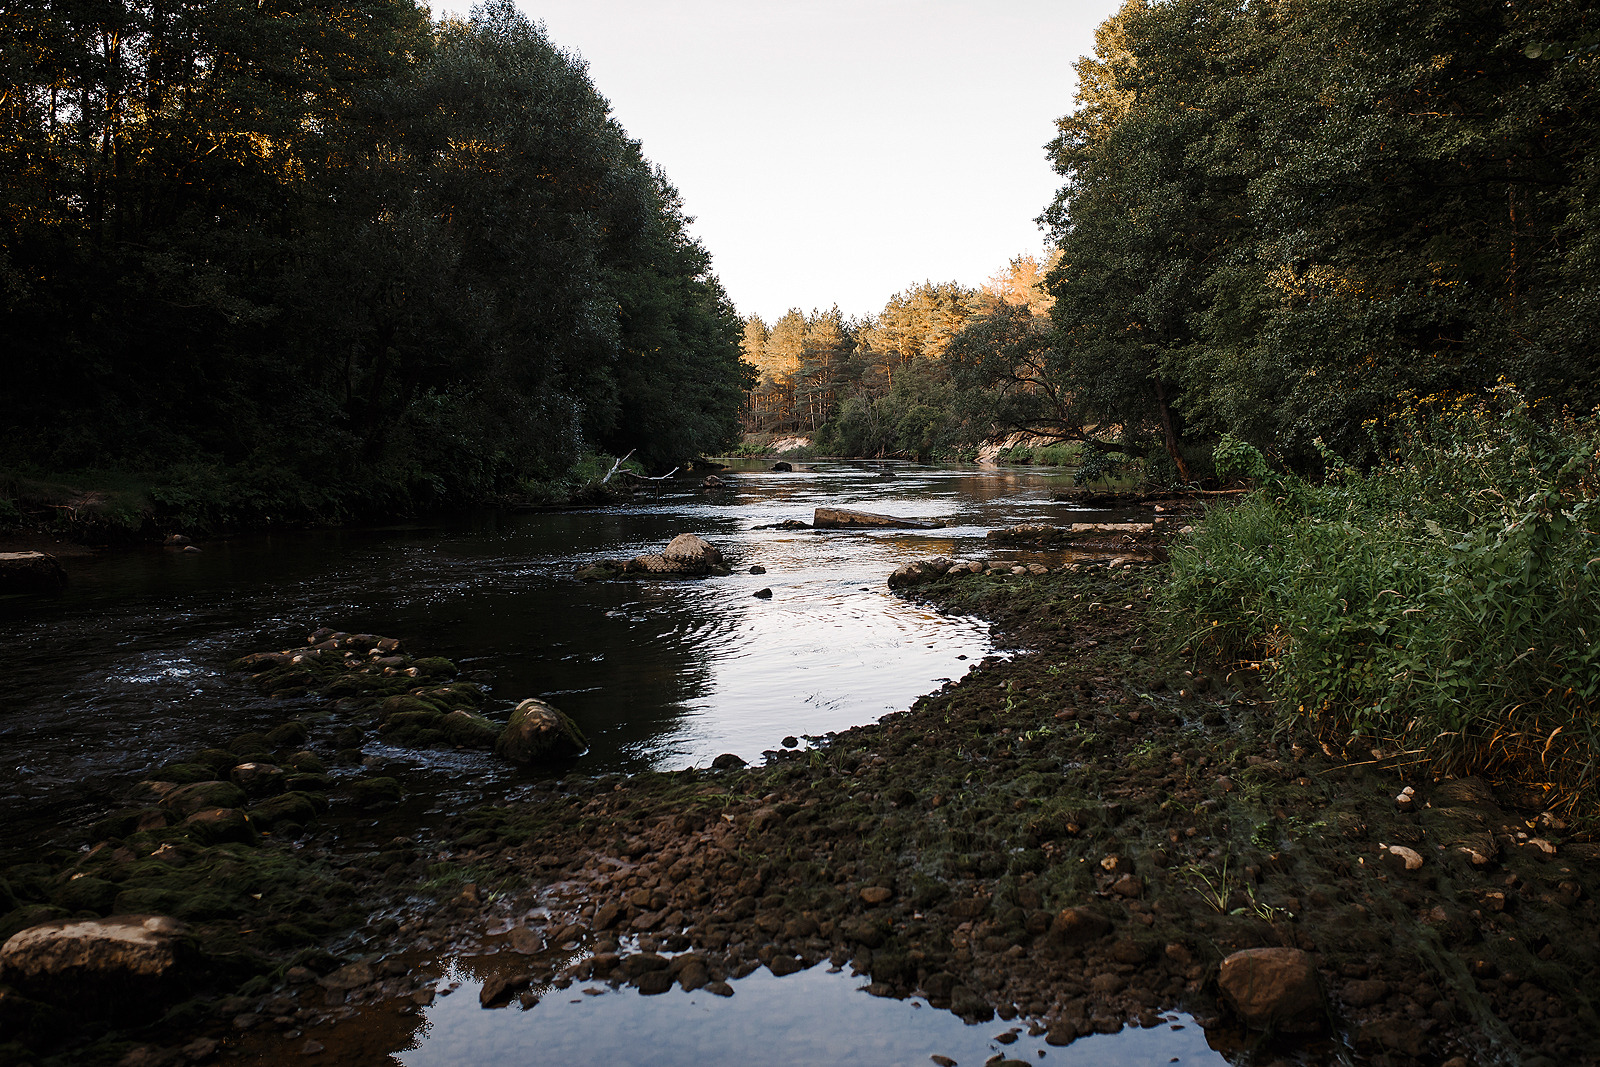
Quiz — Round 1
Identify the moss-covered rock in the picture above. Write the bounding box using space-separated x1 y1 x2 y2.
162 781 247 816
265 721 309 747
347 778 403 809
192 749 241 775
409 657 457 678
494 698 587 763
247 792 320 831
287 751 326 774
442 710 500 749
181 808 255 845
154 762 218 785
0 906 70 944
50 877 117 915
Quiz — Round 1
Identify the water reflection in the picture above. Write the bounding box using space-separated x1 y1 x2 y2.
279 959 1230 1067
0 461 1120 844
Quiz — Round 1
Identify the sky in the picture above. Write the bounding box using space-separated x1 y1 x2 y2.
432 0 1125 324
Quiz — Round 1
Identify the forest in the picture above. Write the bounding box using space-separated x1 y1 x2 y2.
742 0 1598 482
1 0 749 530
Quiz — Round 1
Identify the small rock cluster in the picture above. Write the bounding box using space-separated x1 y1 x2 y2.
233 630 583 764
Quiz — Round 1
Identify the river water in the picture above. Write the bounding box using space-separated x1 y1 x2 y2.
2 460 1234 1066
0 460 1122 846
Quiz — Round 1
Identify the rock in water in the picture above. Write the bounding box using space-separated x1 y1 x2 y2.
0 552 67 594
495 698 587 764
0 916 192 1016
624 534 731 576
1218 947 1325 1033
813 507 944 530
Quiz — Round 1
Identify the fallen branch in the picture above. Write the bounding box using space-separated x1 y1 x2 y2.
599 450 636 485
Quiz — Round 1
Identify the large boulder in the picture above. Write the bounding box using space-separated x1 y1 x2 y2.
0 915 193 1016
1218 947 1325 1033
624 534 730 576
495 698 587 764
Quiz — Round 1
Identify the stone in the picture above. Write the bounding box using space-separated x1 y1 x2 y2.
634 970 674 994
813 507 945 530
749 564 767 574
1217 947 1325 1033
0 551 68 594
319 961 373 991
494 698 587 763
768 954 802 976
182 807 255 844
479 972 530 1007
1047 907 1112 949
162 780 247 816
247 791 319 831
625 534 730 576
753 587 772 599
711 753 746 770
701 475 725 489
888 557 955 589
985 523 1064 544
949 984 993 1022
1385 844 1424 871
0 915 192 1015
771 462 793 472
859 886 893 906
229 762 285 797
1344 978 1389 1008
508 927 541 954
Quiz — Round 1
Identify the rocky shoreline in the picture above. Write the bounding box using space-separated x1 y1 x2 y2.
3 552 1598 1066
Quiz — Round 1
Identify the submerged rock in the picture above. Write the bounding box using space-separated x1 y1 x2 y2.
494 699 587 764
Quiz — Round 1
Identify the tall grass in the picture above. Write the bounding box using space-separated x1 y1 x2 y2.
1165 390 1600 816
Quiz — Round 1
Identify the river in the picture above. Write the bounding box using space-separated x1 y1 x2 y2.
1 459 1233 1066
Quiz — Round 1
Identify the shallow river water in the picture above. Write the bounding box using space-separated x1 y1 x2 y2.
1 460 1236 1065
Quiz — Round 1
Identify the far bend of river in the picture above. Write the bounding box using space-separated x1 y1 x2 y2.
0 460 1134 850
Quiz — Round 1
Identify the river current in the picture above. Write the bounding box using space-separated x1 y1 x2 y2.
0 460 1127 846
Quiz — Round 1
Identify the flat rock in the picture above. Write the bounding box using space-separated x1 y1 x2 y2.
814 507 945 530
0 915 191 1014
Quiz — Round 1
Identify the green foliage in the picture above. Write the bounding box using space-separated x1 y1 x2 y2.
1042 0 1599 472
0 0 746 528
1165 390 1600 814
1212 435 1268 483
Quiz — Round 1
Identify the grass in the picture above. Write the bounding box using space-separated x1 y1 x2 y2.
1164 388 1600 819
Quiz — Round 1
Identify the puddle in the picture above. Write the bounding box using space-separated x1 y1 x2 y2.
244 961 1232 1067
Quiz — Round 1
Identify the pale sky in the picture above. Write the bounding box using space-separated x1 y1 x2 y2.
433 0 1124 324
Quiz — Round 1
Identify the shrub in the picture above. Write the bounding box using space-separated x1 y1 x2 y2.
1165 389 1600 817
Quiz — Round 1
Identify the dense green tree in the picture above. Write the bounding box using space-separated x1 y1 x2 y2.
1 0 747 523
1042 0 1598 474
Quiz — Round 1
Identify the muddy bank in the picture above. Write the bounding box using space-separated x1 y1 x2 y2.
8 558 1599 1066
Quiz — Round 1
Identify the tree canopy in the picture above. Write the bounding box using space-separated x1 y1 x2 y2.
1 0 749 522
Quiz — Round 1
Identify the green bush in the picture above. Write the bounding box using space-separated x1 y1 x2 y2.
1165 389 1600 816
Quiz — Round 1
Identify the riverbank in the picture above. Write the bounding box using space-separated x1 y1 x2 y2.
65 556 1593 1067
0 453 653 549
